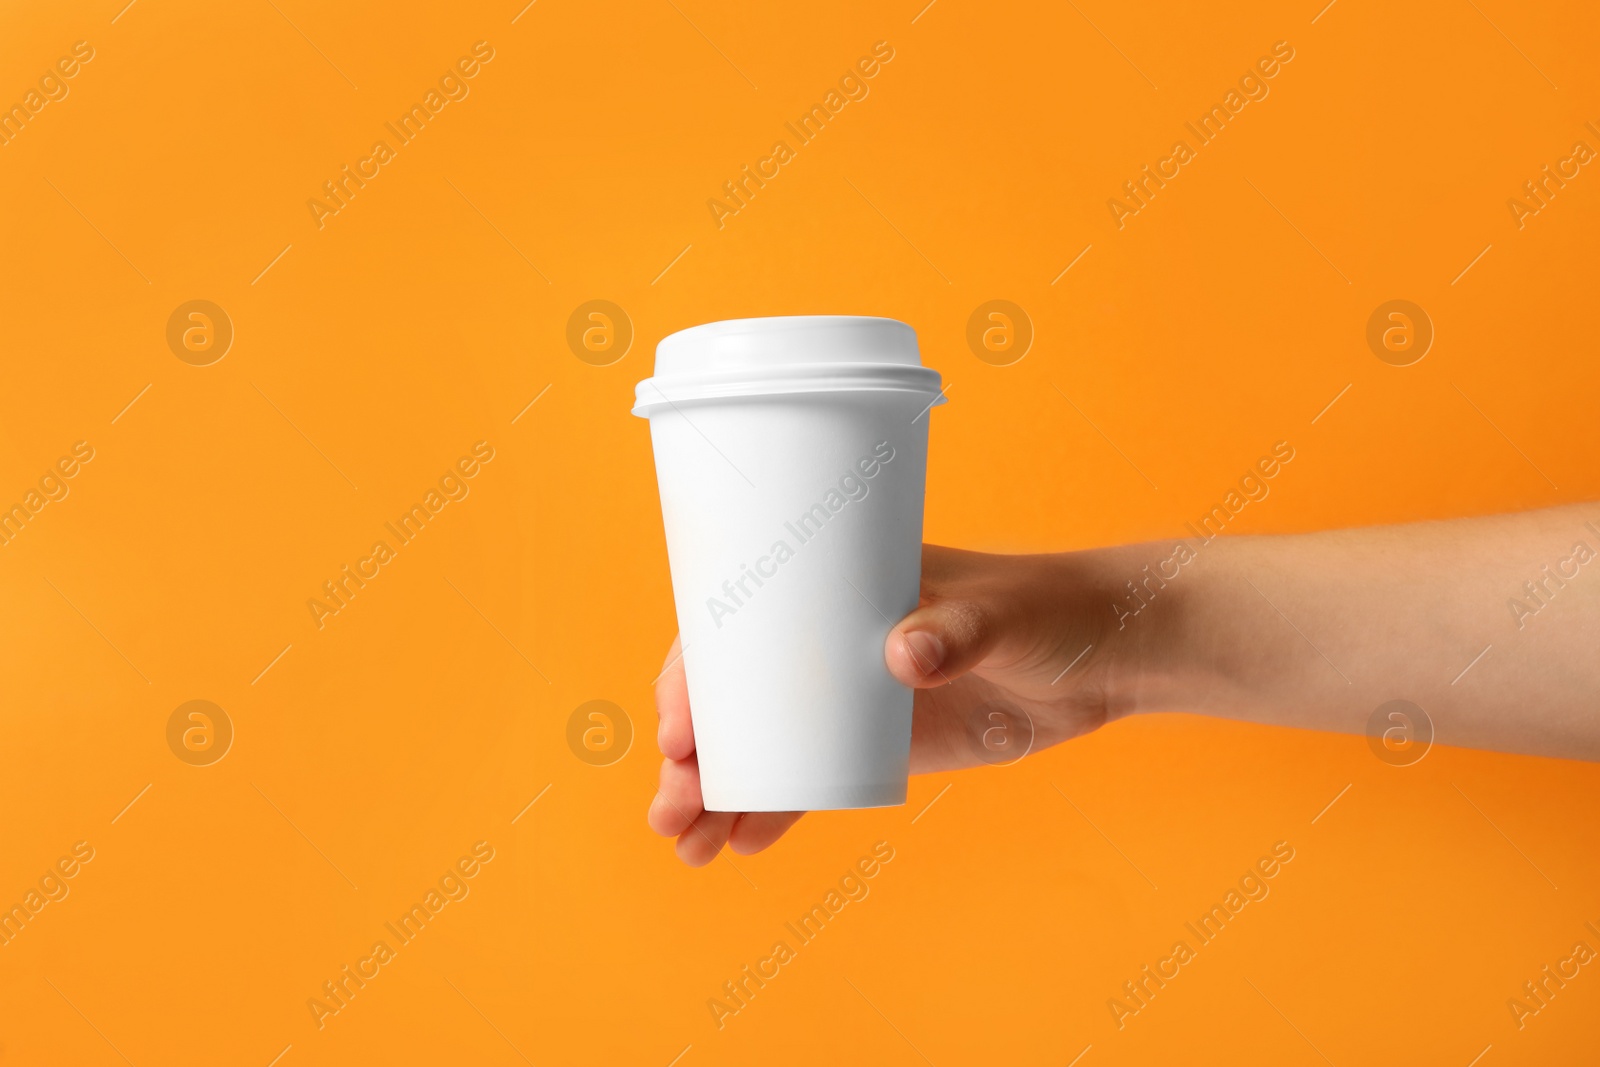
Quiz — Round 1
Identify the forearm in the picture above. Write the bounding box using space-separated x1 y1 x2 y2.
1120 503 1600 760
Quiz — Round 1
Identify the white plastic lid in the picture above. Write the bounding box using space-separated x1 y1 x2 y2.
632 316 944 417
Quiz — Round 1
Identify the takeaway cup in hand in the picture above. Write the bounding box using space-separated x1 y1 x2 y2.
633 317 945 810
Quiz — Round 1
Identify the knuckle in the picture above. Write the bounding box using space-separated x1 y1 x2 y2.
938 598 991 648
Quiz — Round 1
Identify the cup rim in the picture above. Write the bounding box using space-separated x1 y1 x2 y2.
632 361 944 418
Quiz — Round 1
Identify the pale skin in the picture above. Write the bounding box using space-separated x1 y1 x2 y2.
648 503 1600 865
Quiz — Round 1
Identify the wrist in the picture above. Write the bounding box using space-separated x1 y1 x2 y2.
1081 536 1223 719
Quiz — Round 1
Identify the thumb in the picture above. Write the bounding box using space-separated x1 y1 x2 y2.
885 597 1000 688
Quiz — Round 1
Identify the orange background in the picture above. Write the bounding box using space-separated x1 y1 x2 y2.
2 0 1599 1063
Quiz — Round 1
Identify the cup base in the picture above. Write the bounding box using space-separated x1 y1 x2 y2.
702 779 908 813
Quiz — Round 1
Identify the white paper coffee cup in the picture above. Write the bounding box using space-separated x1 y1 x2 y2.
634 317 945 811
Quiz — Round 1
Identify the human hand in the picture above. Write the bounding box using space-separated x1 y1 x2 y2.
646 543 1155 865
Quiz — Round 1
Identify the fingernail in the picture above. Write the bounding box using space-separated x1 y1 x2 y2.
902 630 945 676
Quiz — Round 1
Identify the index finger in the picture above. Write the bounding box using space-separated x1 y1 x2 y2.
653 636 695 761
